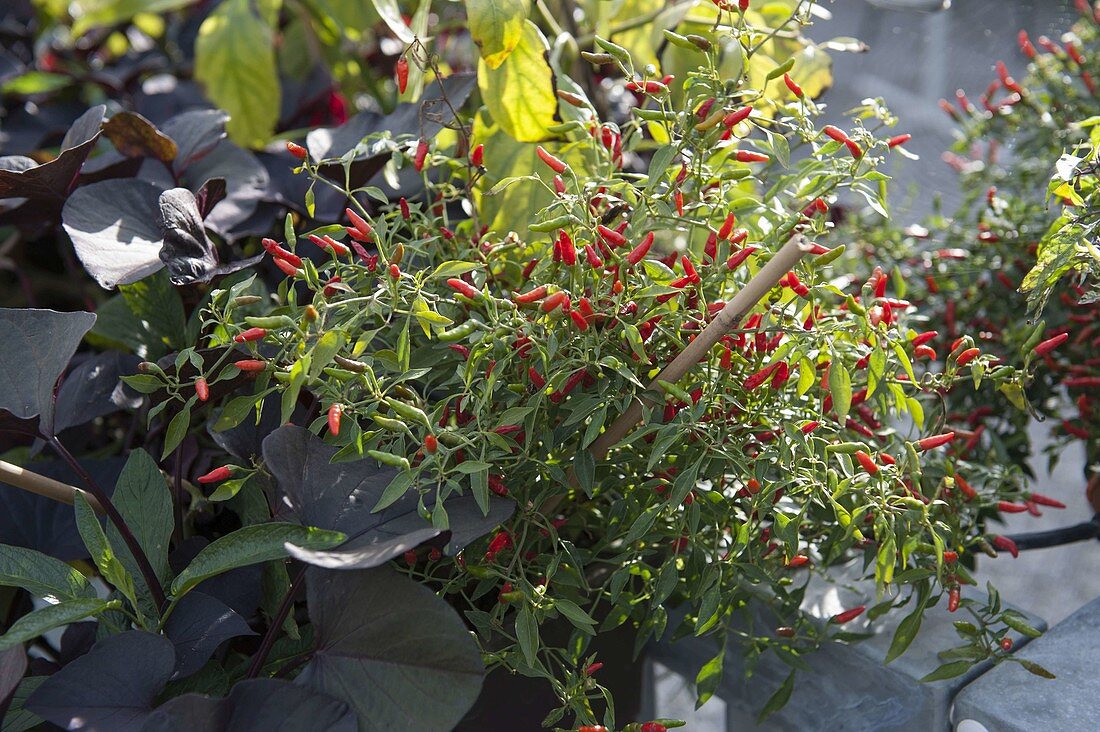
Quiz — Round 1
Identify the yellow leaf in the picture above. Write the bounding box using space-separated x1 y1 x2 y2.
478 20 559 142
466 0 530 69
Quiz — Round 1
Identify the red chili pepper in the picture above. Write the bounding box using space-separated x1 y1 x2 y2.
726 246 757 270
542 291 569 313
197 465 234 484
916 432 955 451
234 327 267 343
389 263 401 279
674 190 684 216
1028 492 1066 509
446 278 480 299
823 125 849 143
1033 332 1069 356
327 403 343 436
1018 30 1037 58
286 142 308 160
470 143 484 167
261 238 303 268
640 724 667 732
855 450 879 475
413 140 429 171
1065 376 1100 388
559 231 577 266
404 550 417 565
272 257 300 277
955 475 977 501
193 377 209 402
569 310 589 331
739 0 750 9
723 106 753 128
233 359 267 373
887 133 912 148
527 367 547 391
308 234 350 257
779 73 802 98
536 145 568 173
735 150 770 163
743 362 779 390
912 331 938 347
395 57 409 94
943 550 958 564
596 224 627 248
584 662 604 676
956 347 980 367
948 586 960 612
831 605 866 624
625 79 668 95
843 139 863 158
515 285 549 305
626 232 655 265
786 555 810 568
991 535 1019 558
399 197 411 220
997 501 1028 514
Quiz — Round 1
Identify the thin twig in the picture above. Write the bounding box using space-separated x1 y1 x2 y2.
0 460 104 513
245 565 307 680
47 435 168 611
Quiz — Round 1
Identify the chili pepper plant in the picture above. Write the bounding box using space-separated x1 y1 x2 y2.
0 1 1060 730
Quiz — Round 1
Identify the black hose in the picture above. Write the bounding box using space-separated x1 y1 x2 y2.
1006 513 1100 550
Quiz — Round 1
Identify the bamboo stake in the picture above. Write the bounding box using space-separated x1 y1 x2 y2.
589 233 810 460
0 459 105 514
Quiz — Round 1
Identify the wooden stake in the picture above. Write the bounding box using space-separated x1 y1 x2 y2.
0 459 105 514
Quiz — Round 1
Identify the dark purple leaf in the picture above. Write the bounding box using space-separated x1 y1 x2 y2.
158 109 228 174
26 630 175 732
264 426 513 570
142 678 355 732
164 591 255 679
63 178 165 288
0 645 26 707
298 567 483 731
155 187 218 285
53 352 142 434
0 307 96 428
0 458 123 560
194 177 226 219
0 106 105 200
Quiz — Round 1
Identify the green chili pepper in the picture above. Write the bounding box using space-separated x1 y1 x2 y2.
371 414 413 436
529 214 581 233
244 315 297 329
366 449 410 470
384 397 431 428
438 320 481 342
766 58 796 81
656 379 693 404
826 442 865 455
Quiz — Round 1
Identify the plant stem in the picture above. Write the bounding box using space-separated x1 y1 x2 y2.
0 459 104 512
47 435 167 611
245 565 307 680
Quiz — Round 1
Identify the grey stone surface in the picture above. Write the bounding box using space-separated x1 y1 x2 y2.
649 570 1046 732
952 595 1100 732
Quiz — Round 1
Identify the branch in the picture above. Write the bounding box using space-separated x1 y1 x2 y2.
0 459 105 514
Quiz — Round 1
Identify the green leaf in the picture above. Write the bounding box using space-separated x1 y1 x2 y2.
466 0 530 69
553 599 596 631
757 670 795 721
74 493 140 612
108 449 174 586
885 601 924 664
0 598 120 651
515 605 539 666
170 523 345 598
194 0 280 147
919 660 972 683
828 363 852 424
214 391 270 432
0 545 95 602
70 0 197 37
370 0 415 43
309 330 346 377
478 20 559 142
694 649 724 708
1019 659 1056 679
161 401 192 459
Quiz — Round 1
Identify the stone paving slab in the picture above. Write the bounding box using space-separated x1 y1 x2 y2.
952 595 1100 732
